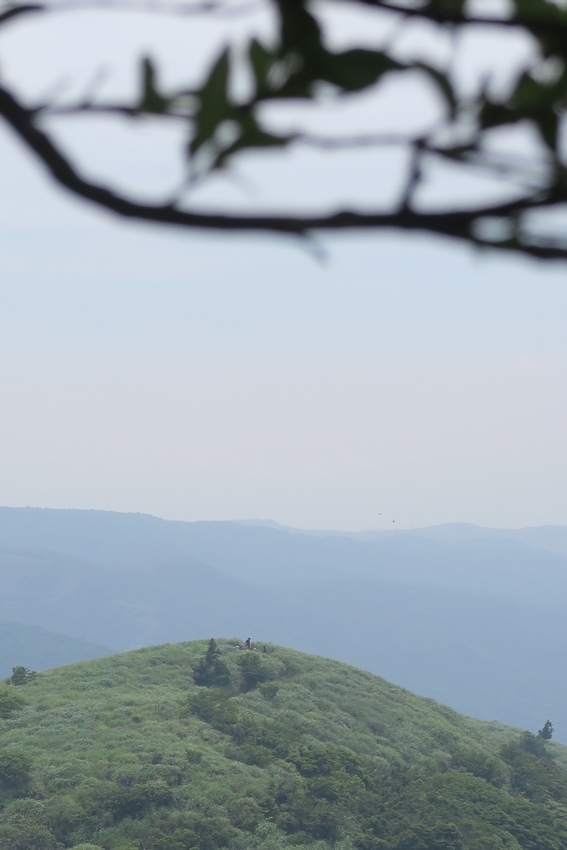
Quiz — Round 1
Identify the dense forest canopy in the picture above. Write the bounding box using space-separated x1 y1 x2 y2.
2 0 567 260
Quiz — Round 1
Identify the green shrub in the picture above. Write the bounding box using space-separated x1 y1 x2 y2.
0 751 33 799
69 845 104 850
0 689 25 718
237 654 275 693
0 823 58 850
187 690 239 732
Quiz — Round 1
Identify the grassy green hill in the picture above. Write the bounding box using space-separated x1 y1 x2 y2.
1 640 567 850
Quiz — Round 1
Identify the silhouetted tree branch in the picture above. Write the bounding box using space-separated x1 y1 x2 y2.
2 0 567 260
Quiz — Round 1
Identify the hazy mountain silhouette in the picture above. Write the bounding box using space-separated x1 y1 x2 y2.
0 619 111 678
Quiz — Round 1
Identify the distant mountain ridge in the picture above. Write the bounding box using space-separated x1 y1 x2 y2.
1 506 567 740
2 507 567 607
237 517 567 559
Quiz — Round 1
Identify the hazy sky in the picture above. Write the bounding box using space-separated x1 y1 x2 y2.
1 3 566 531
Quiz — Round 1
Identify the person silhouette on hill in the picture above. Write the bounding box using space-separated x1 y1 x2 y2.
245 637 251 650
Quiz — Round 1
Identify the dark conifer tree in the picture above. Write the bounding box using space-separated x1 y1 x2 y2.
193 639 231 688
538 720 554 740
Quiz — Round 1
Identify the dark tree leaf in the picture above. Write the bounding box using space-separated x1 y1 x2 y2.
190 47 232 157
274 0 323 55
249 39 278 98
139 57 170 114
319 49 401 93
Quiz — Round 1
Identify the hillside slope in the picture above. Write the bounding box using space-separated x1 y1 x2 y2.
1 641 567 850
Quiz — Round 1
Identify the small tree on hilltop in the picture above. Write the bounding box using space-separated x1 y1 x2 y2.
9 667 36 687
538 720 554 740
193 639 231 688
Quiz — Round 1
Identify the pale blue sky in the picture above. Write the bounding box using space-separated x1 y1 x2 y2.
1 4 566 531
